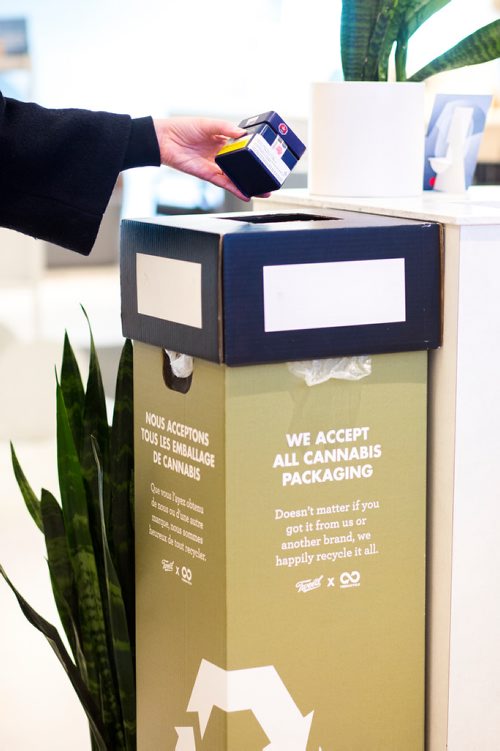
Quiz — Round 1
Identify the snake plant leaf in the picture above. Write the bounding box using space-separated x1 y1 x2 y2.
81 310 109 512
370 0 429 81
0 564 110 751
403 0 452 40
395 34 409 80
74 309 111 630
341 0 385 80
409 19 500 81
363 0 402 80
50 570 90 688
80 308 111 538
56 383 122 745
92 437 136 751
60 332 85 455
56 380 100 699
393 0 455 79
109 339 135 648
10 443 43 532
375 0 419 80
41 488 80 658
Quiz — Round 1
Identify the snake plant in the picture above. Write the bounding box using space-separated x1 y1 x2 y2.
341 0 500 81
1 317 135 750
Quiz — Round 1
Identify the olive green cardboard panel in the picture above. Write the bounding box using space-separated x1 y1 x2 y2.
134 344 228 750
134 342 427 750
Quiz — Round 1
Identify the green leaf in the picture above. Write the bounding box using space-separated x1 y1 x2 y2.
370 0 424 81
393 0 452 80
0 564 110 751
80 309 111 562
395 34 409 81
50 571 90 688
41 488 80 659
377 0 415 80
409 19 500 81
341 0 385 80
403 0 452 40
363 0 402 81
92 438 136 751
109 340 135 647
56 382 100 696
10 443 43 532
60 332 85 455
56 383 123 746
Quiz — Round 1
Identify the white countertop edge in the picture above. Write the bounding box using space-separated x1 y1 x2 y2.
258 186 500 225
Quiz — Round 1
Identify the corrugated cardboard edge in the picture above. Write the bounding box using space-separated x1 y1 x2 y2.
218 235 224 364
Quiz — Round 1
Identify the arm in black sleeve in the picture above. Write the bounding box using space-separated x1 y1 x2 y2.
123 115 161 170
0 94 160 254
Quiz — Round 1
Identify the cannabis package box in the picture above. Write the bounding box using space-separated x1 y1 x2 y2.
215 111 306 197
120 211 441 365
133 343 428 750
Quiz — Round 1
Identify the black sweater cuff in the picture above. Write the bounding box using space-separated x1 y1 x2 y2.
122 116 161 170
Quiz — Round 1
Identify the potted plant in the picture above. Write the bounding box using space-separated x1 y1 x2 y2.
1 319 135 751
309 0 500 197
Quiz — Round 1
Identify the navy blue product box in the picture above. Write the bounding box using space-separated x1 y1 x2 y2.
239 111 306 161
215 111 306 198
120 210 442 366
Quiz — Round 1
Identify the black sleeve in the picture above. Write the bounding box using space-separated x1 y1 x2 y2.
123 116 161 170
0 94 159 255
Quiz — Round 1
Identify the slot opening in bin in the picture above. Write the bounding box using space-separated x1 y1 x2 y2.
224 213 340 224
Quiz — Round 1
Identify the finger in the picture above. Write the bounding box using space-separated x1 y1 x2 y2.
202 118 247 139
212 134 236 144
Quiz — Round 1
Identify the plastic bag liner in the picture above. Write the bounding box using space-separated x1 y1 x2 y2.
165 350 194 378
288 356 372 386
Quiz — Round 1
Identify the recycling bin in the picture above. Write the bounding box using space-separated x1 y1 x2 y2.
120 209 441 750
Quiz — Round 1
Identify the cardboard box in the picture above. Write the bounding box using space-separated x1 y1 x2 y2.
120 211 441 365
134 342 427 750
214 111 306 197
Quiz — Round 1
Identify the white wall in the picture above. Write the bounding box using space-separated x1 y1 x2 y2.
0 0 343 119
2 0 495 122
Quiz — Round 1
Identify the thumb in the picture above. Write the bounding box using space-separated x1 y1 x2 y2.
203 119 247 139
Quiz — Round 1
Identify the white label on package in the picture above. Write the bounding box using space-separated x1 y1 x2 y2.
248 133 291 183
136 253 202 329
263 258 406 332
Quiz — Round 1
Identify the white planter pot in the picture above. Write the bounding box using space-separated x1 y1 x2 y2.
309 81 426 197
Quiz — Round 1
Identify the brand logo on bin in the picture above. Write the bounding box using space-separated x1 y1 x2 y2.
340 570 361 589
296 575 323 593
279 122 288 135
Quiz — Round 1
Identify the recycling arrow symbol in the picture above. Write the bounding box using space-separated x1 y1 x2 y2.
175 659 314 750
174 725 196 750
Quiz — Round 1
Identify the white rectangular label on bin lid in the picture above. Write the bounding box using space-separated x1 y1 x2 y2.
263 258 406 332
136 253 202 329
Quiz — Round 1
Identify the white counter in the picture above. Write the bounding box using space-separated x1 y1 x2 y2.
255 185 500 225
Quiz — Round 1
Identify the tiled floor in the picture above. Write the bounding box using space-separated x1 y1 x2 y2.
0 253 124 749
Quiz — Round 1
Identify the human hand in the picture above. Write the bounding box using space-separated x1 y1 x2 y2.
154 117 256 202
